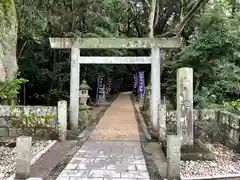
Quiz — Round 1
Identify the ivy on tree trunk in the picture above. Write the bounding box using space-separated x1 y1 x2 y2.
0 0 18 83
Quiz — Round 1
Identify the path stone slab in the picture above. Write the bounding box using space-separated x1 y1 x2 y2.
134 155 145 160
121 158 146 165
94 157 122 164
88 170 120 178
69 157 95 164
55 178 70 180
58 169 89 177
110 154 135 159
77 163 107 170
65 164 78 169
135 164 148 171
56 93 150 180
106 164 136 171
121 170 150 179
102 178 150 180
70 178 103 180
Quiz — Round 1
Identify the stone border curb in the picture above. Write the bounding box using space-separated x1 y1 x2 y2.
181 173 240 179
7 140 57 180
131 97 152 141
31 140 57 165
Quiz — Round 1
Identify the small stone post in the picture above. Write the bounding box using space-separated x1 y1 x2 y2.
177 67 194 146
58 100 67 141
167 135 181 179
158 101 166 141
15 136 32 179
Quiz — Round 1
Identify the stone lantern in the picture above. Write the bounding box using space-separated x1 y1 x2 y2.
79 80 91 106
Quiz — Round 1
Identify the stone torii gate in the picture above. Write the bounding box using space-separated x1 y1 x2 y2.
49 37 181 135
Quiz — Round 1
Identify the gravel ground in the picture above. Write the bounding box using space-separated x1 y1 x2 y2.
0 139 52 179
181 141 240 178
89 92 140 141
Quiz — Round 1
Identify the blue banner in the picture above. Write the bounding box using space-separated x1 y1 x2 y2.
138 72 145 106
97 75 106 102
138 72 145 95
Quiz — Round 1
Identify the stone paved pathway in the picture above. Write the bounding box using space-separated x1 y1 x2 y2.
56 92 150 180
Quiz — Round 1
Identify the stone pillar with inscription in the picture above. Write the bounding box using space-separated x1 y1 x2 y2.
177 67 194 146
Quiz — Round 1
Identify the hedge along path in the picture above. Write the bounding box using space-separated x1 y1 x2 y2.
89 92 140 141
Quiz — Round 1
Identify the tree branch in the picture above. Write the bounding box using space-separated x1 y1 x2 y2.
17 41 28 62
144 0 151 7
154 1 160 26
175 0 209 36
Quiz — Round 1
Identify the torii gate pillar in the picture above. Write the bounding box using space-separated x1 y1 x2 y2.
151 47 161 131
70 47 80 134
49 37 181 137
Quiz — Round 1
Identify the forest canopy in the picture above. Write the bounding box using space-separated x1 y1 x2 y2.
0 0 240 110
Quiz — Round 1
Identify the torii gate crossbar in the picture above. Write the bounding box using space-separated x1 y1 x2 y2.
49 37 181 137
77 56 151 64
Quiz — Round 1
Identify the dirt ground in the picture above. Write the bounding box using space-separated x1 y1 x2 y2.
89 92 140 141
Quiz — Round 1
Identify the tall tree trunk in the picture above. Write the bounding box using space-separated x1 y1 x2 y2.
147 0 157 85
0 0 18 83
148 0 157 37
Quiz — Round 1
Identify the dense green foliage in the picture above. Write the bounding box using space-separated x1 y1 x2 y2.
165 2 240 108
15 0 150 105
1 0 240 108
0 72 26 100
